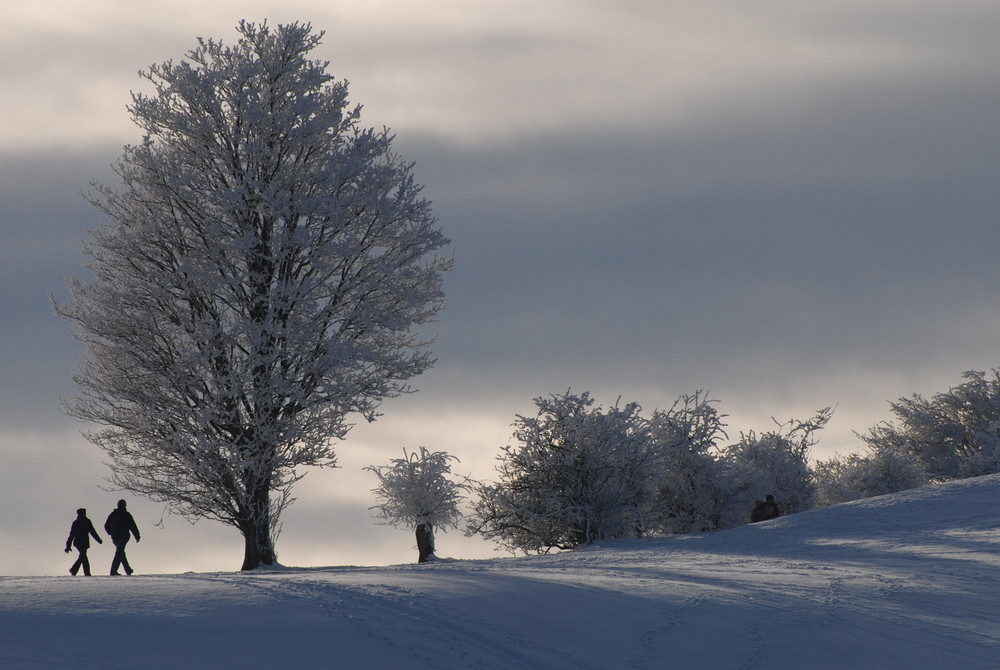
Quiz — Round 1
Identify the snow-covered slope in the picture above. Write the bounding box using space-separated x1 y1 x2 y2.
3 475 999 669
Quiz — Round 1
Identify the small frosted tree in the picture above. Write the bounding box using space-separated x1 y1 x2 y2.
366 447 472 562
468 391 653 553
53 22 451 570
861 370 1000 480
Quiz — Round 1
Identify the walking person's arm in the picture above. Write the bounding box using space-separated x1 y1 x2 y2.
129 514 141 542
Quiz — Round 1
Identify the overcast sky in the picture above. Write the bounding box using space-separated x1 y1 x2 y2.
3 0 1000 575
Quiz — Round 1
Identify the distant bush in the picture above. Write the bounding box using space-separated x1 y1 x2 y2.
467 391 653 553
716 409 832 528
644 392 728 535
468 390 829 553
860 370 1000 480
813 444 927 507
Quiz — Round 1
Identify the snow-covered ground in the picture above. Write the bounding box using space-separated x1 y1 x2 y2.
3 475 999 669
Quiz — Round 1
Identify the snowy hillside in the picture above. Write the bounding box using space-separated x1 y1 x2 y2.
3 475 999 669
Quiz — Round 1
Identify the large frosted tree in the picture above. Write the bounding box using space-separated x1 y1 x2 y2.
54 22 452 570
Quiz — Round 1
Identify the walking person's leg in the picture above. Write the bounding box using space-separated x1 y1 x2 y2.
121 544 133 575
111 538 125 575
112 538 133 575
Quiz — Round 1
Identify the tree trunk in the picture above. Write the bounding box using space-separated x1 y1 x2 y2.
240 519 276 571
239 483 276 571
415 522 435 563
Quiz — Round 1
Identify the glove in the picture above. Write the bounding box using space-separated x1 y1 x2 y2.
65 547 71 553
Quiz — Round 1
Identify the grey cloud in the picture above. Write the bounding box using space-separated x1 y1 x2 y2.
0 152 108 428
385 59 1000 420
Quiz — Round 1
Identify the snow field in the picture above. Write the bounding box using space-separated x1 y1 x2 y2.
2 474 999 669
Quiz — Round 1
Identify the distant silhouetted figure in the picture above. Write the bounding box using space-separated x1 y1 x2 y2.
65 508 103 576
104 499 140 576
750 494 782 523
763 494 781 519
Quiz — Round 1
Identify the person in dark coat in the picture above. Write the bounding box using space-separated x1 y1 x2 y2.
104 499 141 576
763 494 781 520
65 508 103 576
750 494 783 523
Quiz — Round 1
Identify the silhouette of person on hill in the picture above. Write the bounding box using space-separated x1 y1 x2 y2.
750 500 768 523
65 508 103 576
750 494 782 523
763 494 781 519
104 499 140 576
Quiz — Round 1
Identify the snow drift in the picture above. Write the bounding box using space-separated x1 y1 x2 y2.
2 475 999 669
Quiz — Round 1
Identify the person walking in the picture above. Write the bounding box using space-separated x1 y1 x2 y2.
65 508 103 576
104 499 141 576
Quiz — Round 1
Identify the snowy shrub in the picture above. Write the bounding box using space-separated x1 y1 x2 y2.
468 391 654 553
861 370 1000 480
367 447 472 562
813 454 862 507
645 392 728 534
471 391 833 551
814 444 927 507
717 408 832 528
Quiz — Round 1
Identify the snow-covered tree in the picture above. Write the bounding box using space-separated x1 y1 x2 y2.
53 22 452 570
813 444 927 507
468 391 653 553
645 391 728 534
717 408 832 527
860 370 1000 480
366 447 472 562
